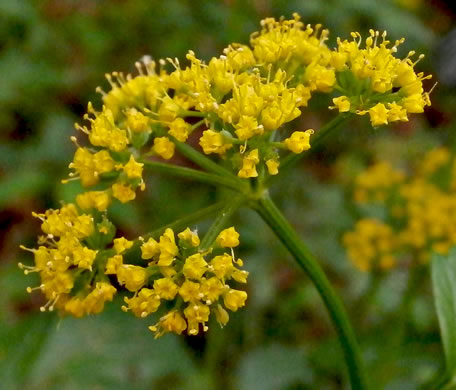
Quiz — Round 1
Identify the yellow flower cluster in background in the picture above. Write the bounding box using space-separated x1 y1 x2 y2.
343 147 456 272
343 219 397 272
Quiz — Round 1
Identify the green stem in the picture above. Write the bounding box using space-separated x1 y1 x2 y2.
278 114 350 174
146 202 227 241
200 194 246 251
124 201 228 262
254 193 368 390
172 137 238 179
141 160 246 192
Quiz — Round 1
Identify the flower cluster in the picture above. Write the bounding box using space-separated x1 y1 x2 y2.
343 219 397 272
19 203 116 314
331 29 433 126
343 147 456 271
61 14 431 198
20 14 431 335
20 211 248 336
123 227 248 337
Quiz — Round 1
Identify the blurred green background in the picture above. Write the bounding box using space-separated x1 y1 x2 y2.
1 0 455 389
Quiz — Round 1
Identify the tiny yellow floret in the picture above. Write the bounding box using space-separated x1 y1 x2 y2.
216 227 240 248
284 130 314 153
153 137 175 160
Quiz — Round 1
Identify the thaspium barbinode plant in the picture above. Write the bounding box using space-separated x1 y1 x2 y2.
20 14 432 389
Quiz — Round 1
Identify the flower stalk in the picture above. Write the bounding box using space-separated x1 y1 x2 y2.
141 160 246 192
254 192 369 390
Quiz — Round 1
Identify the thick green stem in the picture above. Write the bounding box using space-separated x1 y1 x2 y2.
200 194 246 251
142 160 246 192
278 114 350 174
254 193 369 390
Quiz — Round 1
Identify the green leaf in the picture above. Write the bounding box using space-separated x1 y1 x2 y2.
432 248 456 380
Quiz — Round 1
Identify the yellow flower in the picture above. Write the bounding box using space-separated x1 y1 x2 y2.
214 304 230 326
157 228 179 266
234 116 263 141
141 237 160 260
153 278 179 300
332 96 351 112
238 149 260 178
123 288 160 317
199 130 232 155
69 148 114 187
64 298 86 318
368 103 389 126
168 118 191 142
76 191 111 212
184 304 210 335
126 108 150 133
179 280 201 302
265 159 279 175
216 227 240 248
223 289 247 311
158 96 180 122
149 310 187 338
261 102 284 131
105 254 123 274
123 155 144 179
112 183 136 203
73 246 97 271
153 137 175 160
177 227 200 247
284 130 314 154
387 102 408 122
210 253 234 279
84 282 117 314
183 254 208 280
113 237 133 254
117 264 148 292
85 106 129 152
200 277 224 303
305 62 336 92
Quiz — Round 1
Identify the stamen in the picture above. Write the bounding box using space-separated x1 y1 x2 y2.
26 284 44 293
95 86 106 96
135 61 144 75
19 245 35 253
105 73 117 88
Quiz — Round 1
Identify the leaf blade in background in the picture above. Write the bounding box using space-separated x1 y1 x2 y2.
431 248 456 379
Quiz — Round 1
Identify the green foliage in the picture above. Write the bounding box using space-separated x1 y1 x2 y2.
432 249 456 388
